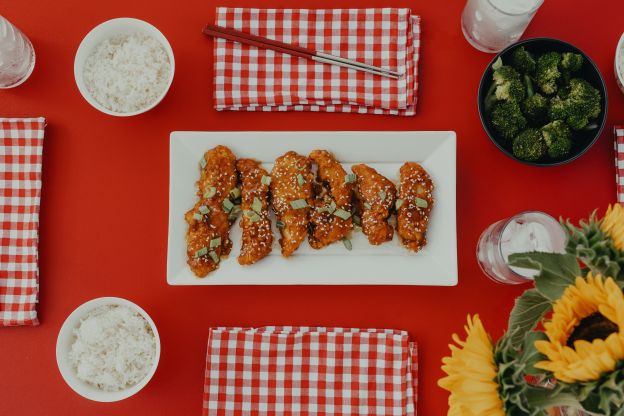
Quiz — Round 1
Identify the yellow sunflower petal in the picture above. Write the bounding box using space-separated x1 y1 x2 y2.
438 315 505 416
601 204 624 252
535 273 624 383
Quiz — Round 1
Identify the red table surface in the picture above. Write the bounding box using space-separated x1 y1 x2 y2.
1 0 623 415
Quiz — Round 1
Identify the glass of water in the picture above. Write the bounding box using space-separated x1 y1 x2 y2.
476 211 567 285
0 15 35 88
461 0 544 53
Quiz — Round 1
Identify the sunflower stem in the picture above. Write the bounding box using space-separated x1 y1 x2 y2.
525 388 584 411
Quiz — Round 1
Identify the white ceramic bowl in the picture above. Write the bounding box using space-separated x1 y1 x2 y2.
614 32 624 94
56 297 161 402
74 18 175 116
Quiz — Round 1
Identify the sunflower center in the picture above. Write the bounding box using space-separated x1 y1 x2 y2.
566 312 619 347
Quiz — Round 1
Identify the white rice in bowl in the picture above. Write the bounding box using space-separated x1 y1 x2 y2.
69 304 157 392
83 33 171 113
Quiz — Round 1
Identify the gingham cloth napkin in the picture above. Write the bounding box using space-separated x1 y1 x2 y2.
213 8 421 115
615 126 624 203
0 118 45 326
203 327 418 416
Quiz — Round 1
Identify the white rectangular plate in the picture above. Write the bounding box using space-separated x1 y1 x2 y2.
168 131 457 285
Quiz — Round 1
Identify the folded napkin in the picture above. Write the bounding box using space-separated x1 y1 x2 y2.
213 8 421 115
203 327 418 415
615 126 624 203
0 118 45 326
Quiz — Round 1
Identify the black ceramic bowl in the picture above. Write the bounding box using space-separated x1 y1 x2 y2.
477 38 608 167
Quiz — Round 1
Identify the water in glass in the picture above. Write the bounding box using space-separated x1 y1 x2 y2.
477 211 567 284
0 15 35 88
461 0 544 53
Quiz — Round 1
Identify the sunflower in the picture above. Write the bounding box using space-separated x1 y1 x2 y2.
438 315 505 416
534 273 624 383
601 204 624 252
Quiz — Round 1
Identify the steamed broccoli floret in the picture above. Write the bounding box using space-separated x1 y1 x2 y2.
513 128 547 161
492 65 525 102
559 52 583 82
491 100 527 140
511 46 536 74
548 78 601 130
568 78 601 119
557 85 571 99
548 96 567 120
566 113 590 130
536 52 561 95
541 120 572 159
522 93 548 124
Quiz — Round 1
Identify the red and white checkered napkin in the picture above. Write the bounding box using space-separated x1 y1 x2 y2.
0 118 45 327
213 8 421 115
203 327 418 416
615 126 624 203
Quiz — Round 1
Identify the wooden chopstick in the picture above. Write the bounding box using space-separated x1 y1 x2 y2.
203 24 401 79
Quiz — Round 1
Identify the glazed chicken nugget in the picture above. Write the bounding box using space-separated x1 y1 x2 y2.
396 162 434 252
351 164 397 245
185 202 231 277
270 151 314 257
185 145 238 277
236 159 273 265
197 145 238 210
308 150 354 249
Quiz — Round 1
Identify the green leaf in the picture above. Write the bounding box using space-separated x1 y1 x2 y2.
521 331 547 376
508 252 581 300
508 252 580 277
535 270 576 301
507 289 552 348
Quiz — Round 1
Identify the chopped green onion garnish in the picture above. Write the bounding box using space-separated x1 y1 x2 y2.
342 238 352 251
192 213 203 221
378 190 387 202
251 197 263 214
344 173 357 184
199 205 210 215
395 199 404 210
297 173 305 186
415 197 429 208
200 157 207 169
228 207 241 221
209 237 221 248
316 206 328 213
353 215 361 226
229 188 241 200
290 199 308 209
333 209 352 220
261 175 272 186
194 247 208 258
204 186 217 199
222 199 234 213
244 210 261 222
328 200 337 214
276 220 285 229
208 251 220 263
364 202 372 210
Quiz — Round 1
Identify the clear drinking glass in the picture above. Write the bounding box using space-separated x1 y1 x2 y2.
477 211 567 284
0 15 35 88
461 0 544 53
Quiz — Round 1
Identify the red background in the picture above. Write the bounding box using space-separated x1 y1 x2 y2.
1 0 623 414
